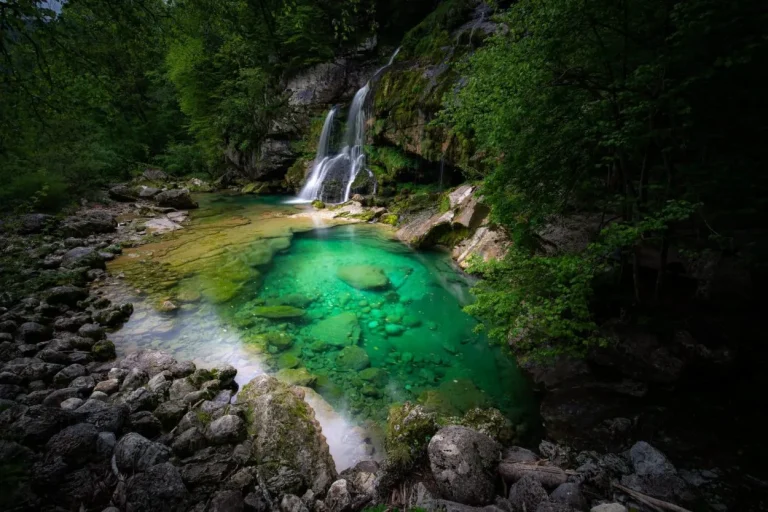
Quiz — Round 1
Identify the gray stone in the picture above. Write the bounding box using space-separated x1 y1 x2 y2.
114 432 171 472
126 387 158 413
60 397 84 410
17 213 57 234
18 322 52 343
629 441 676 476
37 348 69 365
550 483 586 510
169 378 197 400
45 285 88 306
154 399 187 430
96 431 116 459
171 427 206 457
110 184 138 202
60 210 116 238
94 378 119 394
156 189 198 209
70 375 95 393
119 462 188 512
43 387 83 407
53 364 87 388
117 349 177 376
324 479 352 512
78 323 105 340
129 411 163 438
210 490 245 512
590 505 627 512
121 367 149 392
171 360 196 378
280 494 309 512
508 476 549 512
503 446 539 463
536 504 577 512
46 422 99 464
61 247 105 270
206 414 246 445
428 426 500 505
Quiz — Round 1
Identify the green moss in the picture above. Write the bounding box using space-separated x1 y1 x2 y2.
380 213 399 226
384 402 438 475
91 340 116 361
350 211 376 222
311 199 325 209
250 305 306 319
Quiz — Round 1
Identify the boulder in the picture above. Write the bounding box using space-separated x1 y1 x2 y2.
550 483 587 510
129 411 163 438
396 209 454 248
17 213 57 234
8 405 78 445
307 312 361 347
155 189 198 210
61 209 116 237
109 185 138 202
591 505 627 512
336 265 389 290
143 168 168 181
45 423 99 464
336 346 370 371
629 441 676 476
17 322 52 343
428 426 500 505
210 490 245 512
138 186 161 198
324 479 352 512
61 247 105 270
117 349 177 376
171 427 206 457
206 414 246 445
45 285 88 306
114 432 171 472
237 375 337 496
452 227 510 269
280 494 309 512
154 400 188 430
118 462 188 512
508 475 549 512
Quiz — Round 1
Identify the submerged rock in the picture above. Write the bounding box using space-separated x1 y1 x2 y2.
336 265 390 290
336 346 370 371
275 368 317 387
307 312 361 347
251 305 306 319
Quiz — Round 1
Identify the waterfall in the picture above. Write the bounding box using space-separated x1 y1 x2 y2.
293 48 400 204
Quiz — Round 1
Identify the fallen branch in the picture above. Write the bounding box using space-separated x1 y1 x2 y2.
498 461 569 487
612 482 693 512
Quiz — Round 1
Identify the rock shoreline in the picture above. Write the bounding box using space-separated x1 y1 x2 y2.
0 193 748 511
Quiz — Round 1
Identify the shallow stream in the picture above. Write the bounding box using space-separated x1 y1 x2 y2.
103 194 535 468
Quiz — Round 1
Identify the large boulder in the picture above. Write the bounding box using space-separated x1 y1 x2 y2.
114 432 171 473
237 375 337 496
61 247 105 270
117 462 188 512
45 423 100 464
60 209 117 237
620 441 693 503
45 285 88 306
307 312 360 347
17 213 57 234
109 185 138 202
336 265 389 290
508 475 549 512
428 426 501 505
115 350 177 377
335 346 370 371
155 189 198 210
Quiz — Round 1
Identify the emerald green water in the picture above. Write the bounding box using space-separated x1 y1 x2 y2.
104 195 534 466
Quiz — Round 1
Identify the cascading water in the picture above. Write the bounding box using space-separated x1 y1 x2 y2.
293 48 400 204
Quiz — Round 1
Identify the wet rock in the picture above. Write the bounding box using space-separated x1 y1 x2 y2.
206 414 247 445
211 490 245 512
45 285 88 306
172 427 207 457
18 321 52 343
503 446 539 463
37 348 69 364
43 388 82 407
118 462 188 512
336 265 389 290
117 349 177 376
238 375 337 496
276 368 317 387
550 483 587 510
46 422 99 464
126 387 159 413
508 476 549 512
156 189 198 209
428 426 500 505
70 375 95 393
61 247 106 270
629 441 676 476
114 432 171 472
536 504 577 512
171 361 196 378
307 312 360 347
82 403 129 432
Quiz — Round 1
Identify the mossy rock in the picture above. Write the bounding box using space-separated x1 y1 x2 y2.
91 340 116 361
176 289 202 304
264 331 294 351
311 200 326 209
275 368 317 387
266 294 314 309
242 182 268 195
380 213 399 226
277 353 301 369
201 279 243 304
358 367 388 387
251 305 306 319
336 346 370 371
385 402 439 473
418 378 490 417
350 211 376 222
457 407 516 446
336 265 390 290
